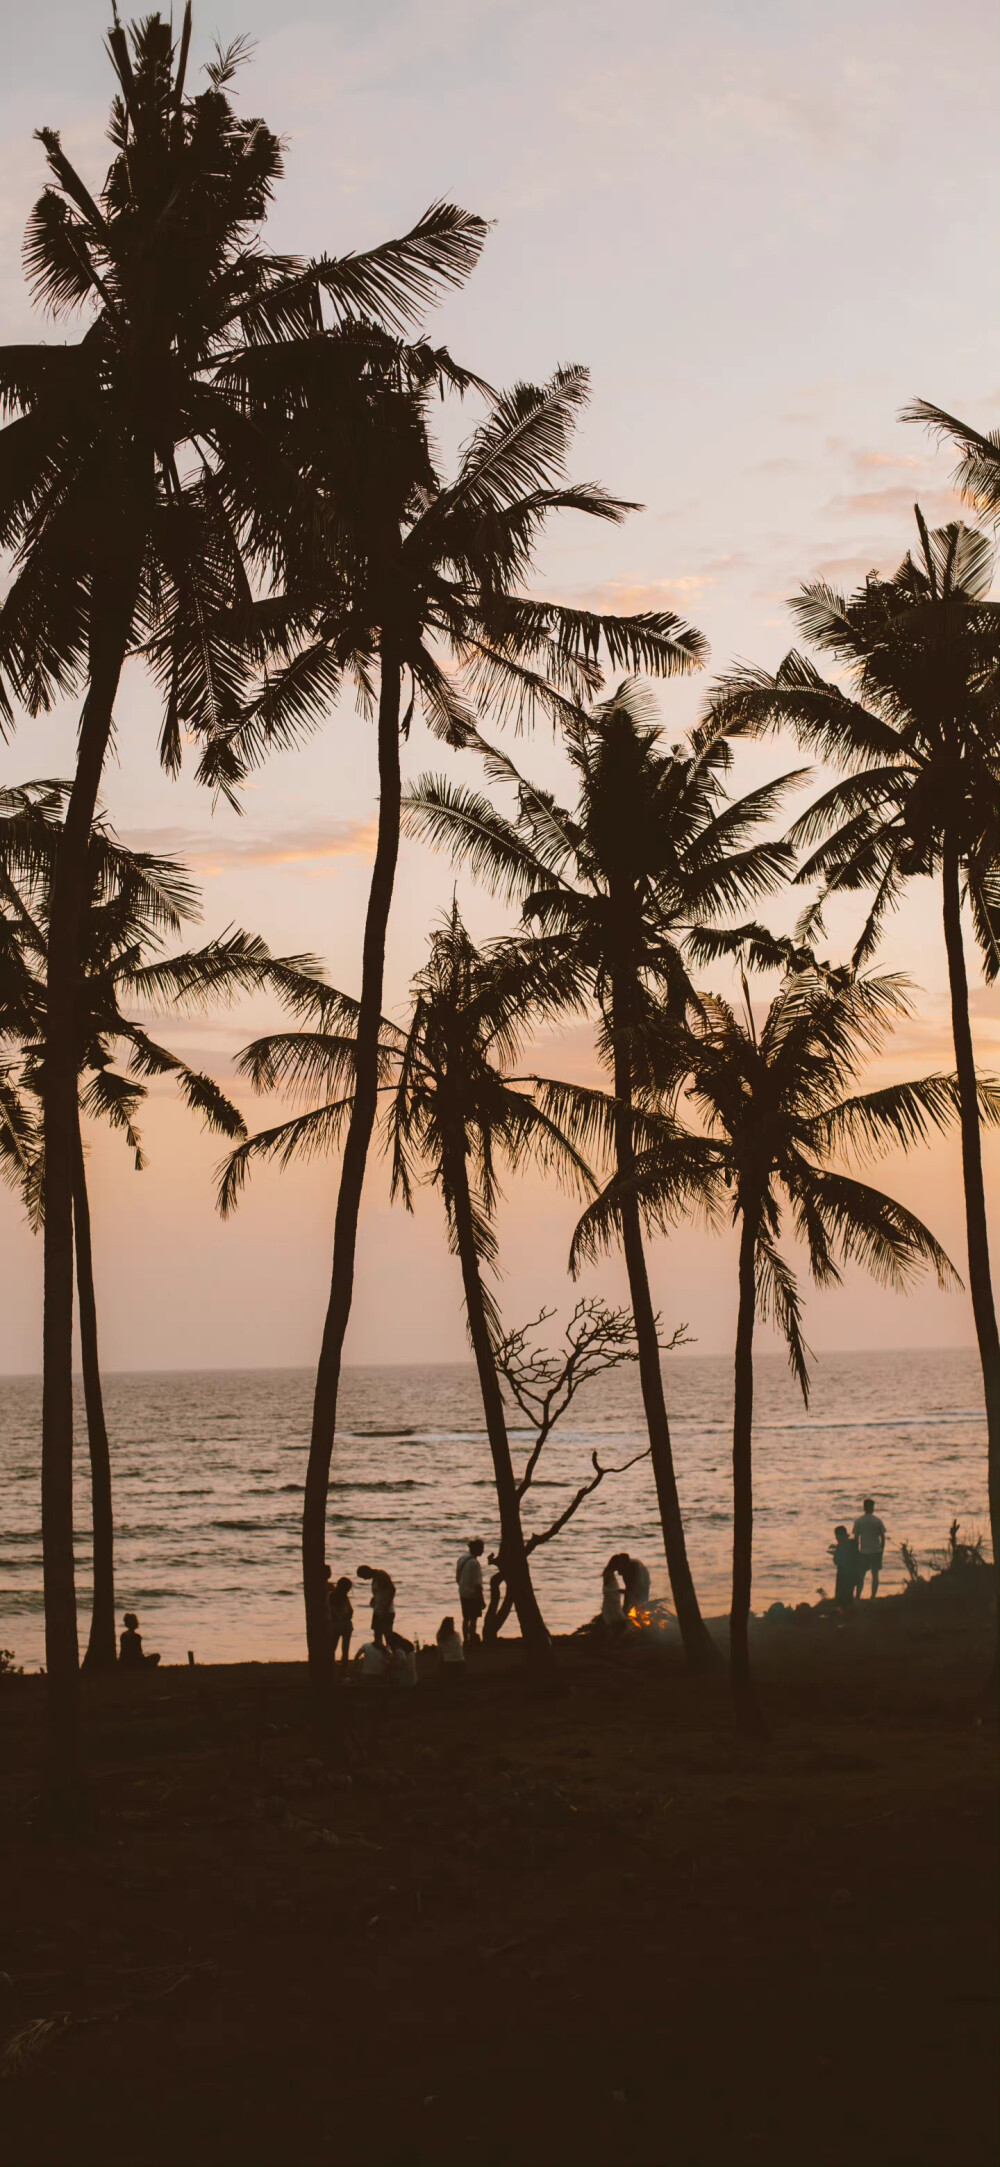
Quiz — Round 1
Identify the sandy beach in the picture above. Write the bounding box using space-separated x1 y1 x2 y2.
1 1576 995 2167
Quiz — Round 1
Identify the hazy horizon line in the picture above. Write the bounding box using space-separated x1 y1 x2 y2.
0 1344 979 1383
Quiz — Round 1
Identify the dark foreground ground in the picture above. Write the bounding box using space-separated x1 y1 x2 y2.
1 1586 996 2167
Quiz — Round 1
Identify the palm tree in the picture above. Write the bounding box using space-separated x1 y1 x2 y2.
208 357 713 1684
218 905 600 1662
903 400 1000 520
404 683 806 1669
574 960 982 1731
0 10 491 1788
0 786 329 1669
707 513 1000 1589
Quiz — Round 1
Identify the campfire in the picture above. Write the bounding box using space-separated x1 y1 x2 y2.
627 1600 674 1632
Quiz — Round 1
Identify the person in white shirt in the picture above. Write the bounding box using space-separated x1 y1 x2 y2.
355 1639 388 1683
853 1498 887 1597
455 1538 486 1648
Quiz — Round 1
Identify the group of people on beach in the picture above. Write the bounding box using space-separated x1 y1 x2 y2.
323 1538 489 1684
114 1503 888 1669
322 1540 656 1679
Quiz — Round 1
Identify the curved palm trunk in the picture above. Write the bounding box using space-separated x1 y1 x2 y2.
302 651 402 1687
445 1141 551 1664
941 841 1000 1591
73 1122 116 1673
42 594 134 1805
731 1206 767 1736
611 1004 719 1672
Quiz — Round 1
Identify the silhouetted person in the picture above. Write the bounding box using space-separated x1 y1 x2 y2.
456 1537 486 1647
326 1571 354 1665
853 1498 886 1598
119 1611 159 1669
601 1562 626 1633
355 1637 388 1683
357 1564 396 1646
387 1630 418 1688
831 1525 859 1611
609 1552 651 1619
437 1615 464 1670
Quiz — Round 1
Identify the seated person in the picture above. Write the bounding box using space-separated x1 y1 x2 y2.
355 1638 388 1684
436 1614 464 1666
119 1611 160 1669
386 1631 418 1688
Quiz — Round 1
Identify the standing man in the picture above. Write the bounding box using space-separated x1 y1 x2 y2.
852 1499 886 1599
456 1538 486 1649
356 1563 396 1647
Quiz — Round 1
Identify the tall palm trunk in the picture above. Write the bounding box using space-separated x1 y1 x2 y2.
731 1204 767 1735
42 591 134 1804
73 1121 116 1672
941 839 1000 1583
445 1139 551 1663
610 989 719 1672
302 650 403 1684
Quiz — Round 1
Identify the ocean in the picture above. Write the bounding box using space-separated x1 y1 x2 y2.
0 1346 988 1667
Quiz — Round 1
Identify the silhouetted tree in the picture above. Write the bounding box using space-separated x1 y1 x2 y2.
575 959 985 1731
483 1301 691 1637
0 782 328 1669
219 907 603 1663
708 514 1000 1604
405 682 805 1669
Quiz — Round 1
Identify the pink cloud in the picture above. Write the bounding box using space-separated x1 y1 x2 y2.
825 483 963 522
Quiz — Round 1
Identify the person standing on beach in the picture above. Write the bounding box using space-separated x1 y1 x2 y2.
852 1499 886 1598
326 1572 354 1666
831 1526 859 1612
357 1564 396 1646
456 1538 486 1648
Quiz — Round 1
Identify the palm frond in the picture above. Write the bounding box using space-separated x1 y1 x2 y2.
217 1098 355 1216
755 1228 811 1403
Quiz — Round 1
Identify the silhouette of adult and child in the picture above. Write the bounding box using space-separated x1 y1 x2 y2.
831 1499 887 1608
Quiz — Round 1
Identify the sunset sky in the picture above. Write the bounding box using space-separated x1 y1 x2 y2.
0 0 997 1373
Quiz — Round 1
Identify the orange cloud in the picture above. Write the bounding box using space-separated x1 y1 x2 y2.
128 819 378 878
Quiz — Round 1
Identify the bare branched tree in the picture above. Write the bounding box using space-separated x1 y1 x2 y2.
483 1300 692 1637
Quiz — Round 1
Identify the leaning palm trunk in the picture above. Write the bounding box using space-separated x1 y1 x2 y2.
612 1012 719 1672
73 1123 116 1673
302 653 403 1684
731 1207 767 1736
42 583 136 1800
941 840 1000 1582
445 1141 551 1664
